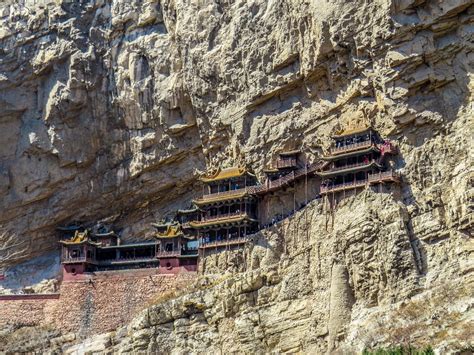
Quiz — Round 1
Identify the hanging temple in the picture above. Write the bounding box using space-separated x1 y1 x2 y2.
59 127 400 276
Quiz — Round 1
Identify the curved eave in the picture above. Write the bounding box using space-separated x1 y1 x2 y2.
60 241 86 245
93 232 117 237
60 240 99 246
278 150 300 157
56 226 83 231
322 145 379 161
189 216 258 229
151 222 178 229
318 162 382 177
192 192 252 206
331 127 371 138
182 235 197 240
177 208 201 214
155 233 184 239
199 168 256 183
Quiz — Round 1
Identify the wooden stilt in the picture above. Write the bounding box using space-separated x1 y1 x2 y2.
305 163 309 241
293 189 296 216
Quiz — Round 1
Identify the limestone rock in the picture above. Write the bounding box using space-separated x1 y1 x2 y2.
0 0 473 353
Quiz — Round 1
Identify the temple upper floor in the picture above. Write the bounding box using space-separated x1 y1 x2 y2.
200 167 258 189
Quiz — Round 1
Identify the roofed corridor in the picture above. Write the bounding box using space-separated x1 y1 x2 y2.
254 161 326 194
189 212 256 228
318 160 381 176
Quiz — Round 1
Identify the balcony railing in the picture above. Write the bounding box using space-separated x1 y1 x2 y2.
196 187 250 202
199 237 250 249
61 256 95 264
99 256 158 265
156 251 181 258
276 158 297 169
368 170 400 183
320 180 368 194
320 170 400 194
324 160 378 174
330 140 373 155
191 212 250 226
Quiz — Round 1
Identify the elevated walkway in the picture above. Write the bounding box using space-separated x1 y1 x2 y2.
199 237 250 249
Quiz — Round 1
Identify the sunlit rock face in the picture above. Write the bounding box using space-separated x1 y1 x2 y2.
0 0 472 353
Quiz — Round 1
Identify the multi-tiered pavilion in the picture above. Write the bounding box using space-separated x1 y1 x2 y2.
190 167 259 250
319 126 399 197
152 222 198 272
60 229 99 275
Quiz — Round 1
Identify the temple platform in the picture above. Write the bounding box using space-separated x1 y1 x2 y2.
199 237 250 249
193 187 251 205
320 170 400 194
189 213 256 228
368 170 400 184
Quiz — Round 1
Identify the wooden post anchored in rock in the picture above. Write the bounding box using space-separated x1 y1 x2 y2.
305 163 309 242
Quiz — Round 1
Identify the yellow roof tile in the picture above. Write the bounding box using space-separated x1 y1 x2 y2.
200 167 247 183
156 225 183 239
333 126 371 137
60 230 93 245
193 190 249 206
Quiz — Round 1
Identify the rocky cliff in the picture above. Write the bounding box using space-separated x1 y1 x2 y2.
0 0 473 353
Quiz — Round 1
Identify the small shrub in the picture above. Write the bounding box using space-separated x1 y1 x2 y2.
362 345 434 355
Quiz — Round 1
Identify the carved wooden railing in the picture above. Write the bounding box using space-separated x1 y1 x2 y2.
191 212 249 226
276 158 297 169
99 256 158 264
156 251 181 258
324 160 378 174
62 256 95 264
368 170 400 183
321 170 400 193
199 237 250 249
320 180 368 193
330 140 373 154
202 211 247 222
196 187 250 202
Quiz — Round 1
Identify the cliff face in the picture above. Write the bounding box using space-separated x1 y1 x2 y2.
0 0 473 353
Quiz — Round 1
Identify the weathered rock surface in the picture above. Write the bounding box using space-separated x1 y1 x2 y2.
0 0 473 353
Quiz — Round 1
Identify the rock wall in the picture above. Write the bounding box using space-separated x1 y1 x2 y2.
0 0 473 353
71 192 466 354
1 0 471 264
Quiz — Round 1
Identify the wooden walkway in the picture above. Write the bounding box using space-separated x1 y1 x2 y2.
320 170 400 194
251 161 327 195
199 237 250 249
